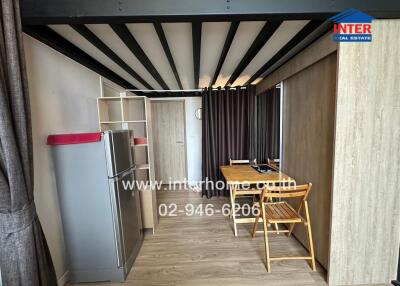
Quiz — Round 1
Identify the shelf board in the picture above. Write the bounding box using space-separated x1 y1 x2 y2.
100 121 124 124
98 97 121 101
136 164 149 170
124 120 146 123
122 96 146 100
98 96 146 100
100 120 146 124
132 144 148 147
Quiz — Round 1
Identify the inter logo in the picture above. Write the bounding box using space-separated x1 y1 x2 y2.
330 8 374 42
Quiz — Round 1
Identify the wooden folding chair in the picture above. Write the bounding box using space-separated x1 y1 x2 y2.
252 183 316 272
228 158 257 233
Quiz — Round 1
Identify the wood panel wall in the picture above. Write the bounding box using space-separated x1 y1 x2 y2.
328 20 400 286
282 53 337 268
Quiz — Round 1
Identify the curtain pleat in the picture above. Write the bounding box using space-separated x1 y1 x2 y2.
255 87 281 163
0 0 57 285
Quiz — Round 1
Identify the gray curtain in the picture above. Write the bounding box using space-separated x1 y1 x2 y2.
0 0 57 285
255 86 280 163
202 86 256 197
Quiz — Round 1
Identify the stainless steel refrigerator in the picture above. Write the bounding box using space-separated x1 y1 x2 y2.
48 130 143 283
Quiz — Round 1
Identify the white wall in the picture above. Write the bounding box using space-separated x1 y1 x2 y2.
150 97 202 182
184 97 202 182
24 35 101 283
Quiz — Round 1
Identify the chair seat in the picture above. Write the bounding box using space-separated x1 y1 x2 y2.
265 201 302 223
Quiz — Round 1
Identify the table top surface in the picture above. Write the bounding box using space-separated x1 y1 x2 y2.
220 164 294 184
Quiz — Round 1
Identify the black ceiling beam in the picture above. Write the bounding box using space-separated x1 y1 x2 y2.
21 0 400 25
256 20 333 81
110 24 170 90
71 24 154 90
153 22 183 90
145 91 201 98
192 21 202 89
23 25 139 92
210 21 239 87
225 21 282 86
245 20 324 85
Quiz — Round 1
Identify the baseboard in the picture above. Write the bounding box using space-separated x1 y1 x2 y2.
57 270 69 286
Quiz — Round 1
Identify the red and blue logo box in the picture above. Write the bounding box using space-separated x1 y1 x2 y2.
330 9 374 42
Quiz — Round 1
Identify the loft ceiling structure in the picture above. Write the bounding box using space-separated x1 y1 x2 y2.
71 24 154 90
21 0 400 97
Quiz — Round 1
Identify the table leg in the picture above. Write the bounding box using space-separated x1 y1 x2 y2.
230 184 238 236
229 185 233 218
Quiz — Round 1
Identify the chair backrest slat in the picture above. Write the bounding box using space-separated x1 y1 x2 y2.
261 183 312 201
266 191 307 198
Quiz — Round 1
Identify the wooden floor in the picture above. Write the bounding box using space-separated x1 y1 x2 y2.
72 189 330 286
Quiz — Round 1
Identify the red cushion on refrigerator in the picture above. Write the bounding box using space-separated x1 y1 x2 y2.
47 132 102 145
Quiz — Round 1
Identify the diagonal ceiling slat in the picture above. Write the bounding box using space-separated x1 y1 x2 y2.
245 20 323 85
71 24 154 90
210 21 239 87
110 24 170 90
232 20 309 86
85 24 161 89
214 21 266 87
254 20 332 83
225 21 282 86
162 23 194 89
126 23 179 90
49 24 145 89
24 25 138 91
199 22 230 88
153 22 183 90
192 21 202 89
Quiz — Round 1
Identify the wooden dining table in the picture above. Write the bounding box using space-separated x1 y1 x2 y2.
220 164 295 236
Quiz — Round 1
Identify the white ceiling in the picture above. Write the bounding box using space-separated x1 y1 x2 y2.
162 23 194 89
199 22 230 88
48 20 317 90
